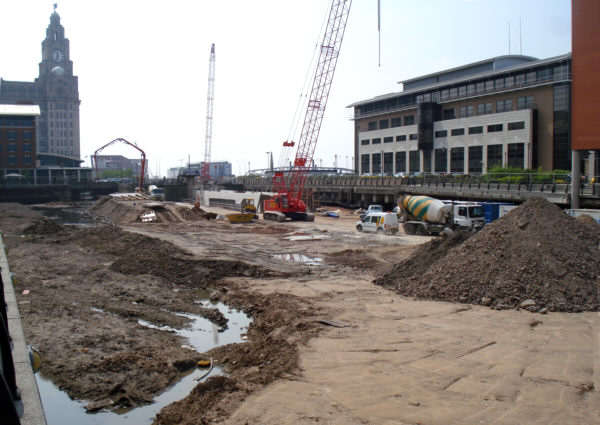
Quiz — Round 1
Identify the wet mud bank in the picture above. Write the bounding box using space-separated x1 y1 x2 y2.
1 203 322 423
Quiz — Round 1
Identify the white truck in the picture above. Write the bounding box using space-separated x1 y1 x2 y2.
397 195 485 235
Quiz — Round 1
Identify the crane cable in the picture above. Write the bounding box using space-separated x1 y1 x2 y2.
276 0 334 170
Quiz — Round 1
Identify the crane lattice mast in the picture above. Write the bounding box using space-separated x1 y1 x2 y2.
202 43 216 179
274 0 352 201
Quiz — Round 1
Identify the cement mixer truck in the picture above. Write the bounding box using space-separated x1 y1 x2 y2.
397 195 485 235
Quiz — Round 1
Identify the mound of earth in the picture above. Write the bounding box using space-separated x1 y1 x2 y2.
376 197 600 312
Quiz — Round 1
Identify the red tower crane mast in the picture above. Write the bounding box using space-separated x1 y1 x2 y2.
201 43 216 179
93 137 146 192
266 0 352 221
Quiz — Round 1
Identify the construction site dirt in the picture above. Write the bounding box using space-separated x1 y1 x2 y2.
2 198 599 425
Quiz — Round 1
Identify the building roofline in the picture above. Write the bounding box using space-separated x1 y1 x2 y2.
0 104 41 116
348 53 572 109
398 54 539 85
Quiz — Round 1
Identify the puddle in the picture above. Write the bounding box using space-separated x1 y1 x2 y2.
39 298 251 425
33 206 96 227
283 235 329 241
273 253 323 266
36 367 221 425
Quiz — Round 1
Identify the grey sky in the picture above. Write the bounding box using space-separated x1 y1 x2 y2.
0 0 571 176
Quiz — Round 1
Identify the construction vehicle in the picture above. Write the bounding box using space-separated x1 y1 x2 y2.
240 198 257 214
264 0 352 222
93 138 146 192
148 185 165 201
397 195 485 235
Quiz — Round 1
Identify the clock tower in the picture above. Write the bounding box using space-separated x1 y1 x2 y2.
34 4 81 158
0 5 81 159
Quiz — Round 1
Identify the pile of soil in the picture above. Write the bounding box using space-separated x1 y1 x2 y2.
376 197 600 312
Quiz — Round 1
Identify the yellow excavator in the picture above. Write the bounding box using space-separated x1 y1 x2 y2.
241 198 256 214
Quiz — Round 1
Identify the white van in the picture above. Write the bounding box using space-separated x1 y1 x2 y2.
356 212 399 234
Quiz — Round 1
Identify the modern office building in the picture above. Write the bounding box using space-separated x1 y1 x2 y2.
0 6 81 160
349 54 572 176
94 155 149 179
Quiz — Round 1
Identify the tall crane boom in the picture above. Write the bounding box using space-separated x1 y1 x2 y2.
268 0 351 221
202 43 216 179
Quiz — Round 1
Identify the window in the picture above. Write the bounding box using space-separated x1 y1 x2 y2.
451 128 465 136
383 152 394 173
459 105 474 117
372 153 381 173
379 119 389 129
23 131 32 140
8 155 17 165
507 143 525 168
449 88 457 98
508 121 525 131
487 124 503 132
515 74 525 85
8 143 16 152
435 148 447 173
409 150 420 173
476 82 484 93
372 138 381 144
467 84 475 95
395 151 406 173
23 143 32 152
383 136 393 143
495 78 504 89
468 146 483 173
434 130 448 138
7 131 17 140
396 135 407 142
487 144 503 168
20 119 33 127
361 139 370 146
409 133 418 140
443 109 456 120
23 155 32 165
485 80 494 91
450 147 464 173
468 126 483 134
517 96 534 110
391 117 402 127
505 76 514 88
458 86 467 96
441 89 449 100
526 72 536 84
537 68 551 82
368 121 377 131
361 154 370 173
6 119 18 126
404 115 415 126
477 102 493 115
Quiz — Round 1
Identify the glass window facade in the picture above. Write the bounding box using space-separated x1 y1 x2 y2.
487 144 503 168
507 143 525 168
409 150 420 173
435 148 447 173
553 84 570 170
395 151 406 173
450 147 464 173
468 146 483 173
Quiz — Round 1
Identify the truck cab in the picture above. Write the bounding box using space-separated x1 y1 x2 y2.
446 202 485 230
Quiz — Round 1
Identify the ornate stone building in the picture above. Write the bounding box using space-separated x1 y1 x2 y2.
0 6 80 160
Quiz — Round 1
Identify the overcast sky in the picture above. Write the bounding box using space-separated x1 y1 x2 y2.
1 0 571 176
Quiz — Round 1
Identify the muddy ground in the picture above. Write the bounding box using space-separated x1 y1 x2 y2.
3 199 600 424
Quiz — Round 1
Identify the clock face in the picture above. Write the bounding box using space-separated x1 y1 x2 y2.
51 49 65 63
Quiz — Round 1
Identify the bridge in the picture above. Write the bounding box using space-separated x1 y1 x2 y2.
233 174 600 209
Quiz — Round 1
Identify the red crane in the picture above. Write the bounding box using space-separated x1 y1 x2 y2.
201 43 216 179
93 138 146 192
265 0 352 221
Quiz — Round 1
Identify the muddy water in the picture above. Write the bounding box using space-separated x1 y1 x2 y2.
33 205 95 227
37 299 251 425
